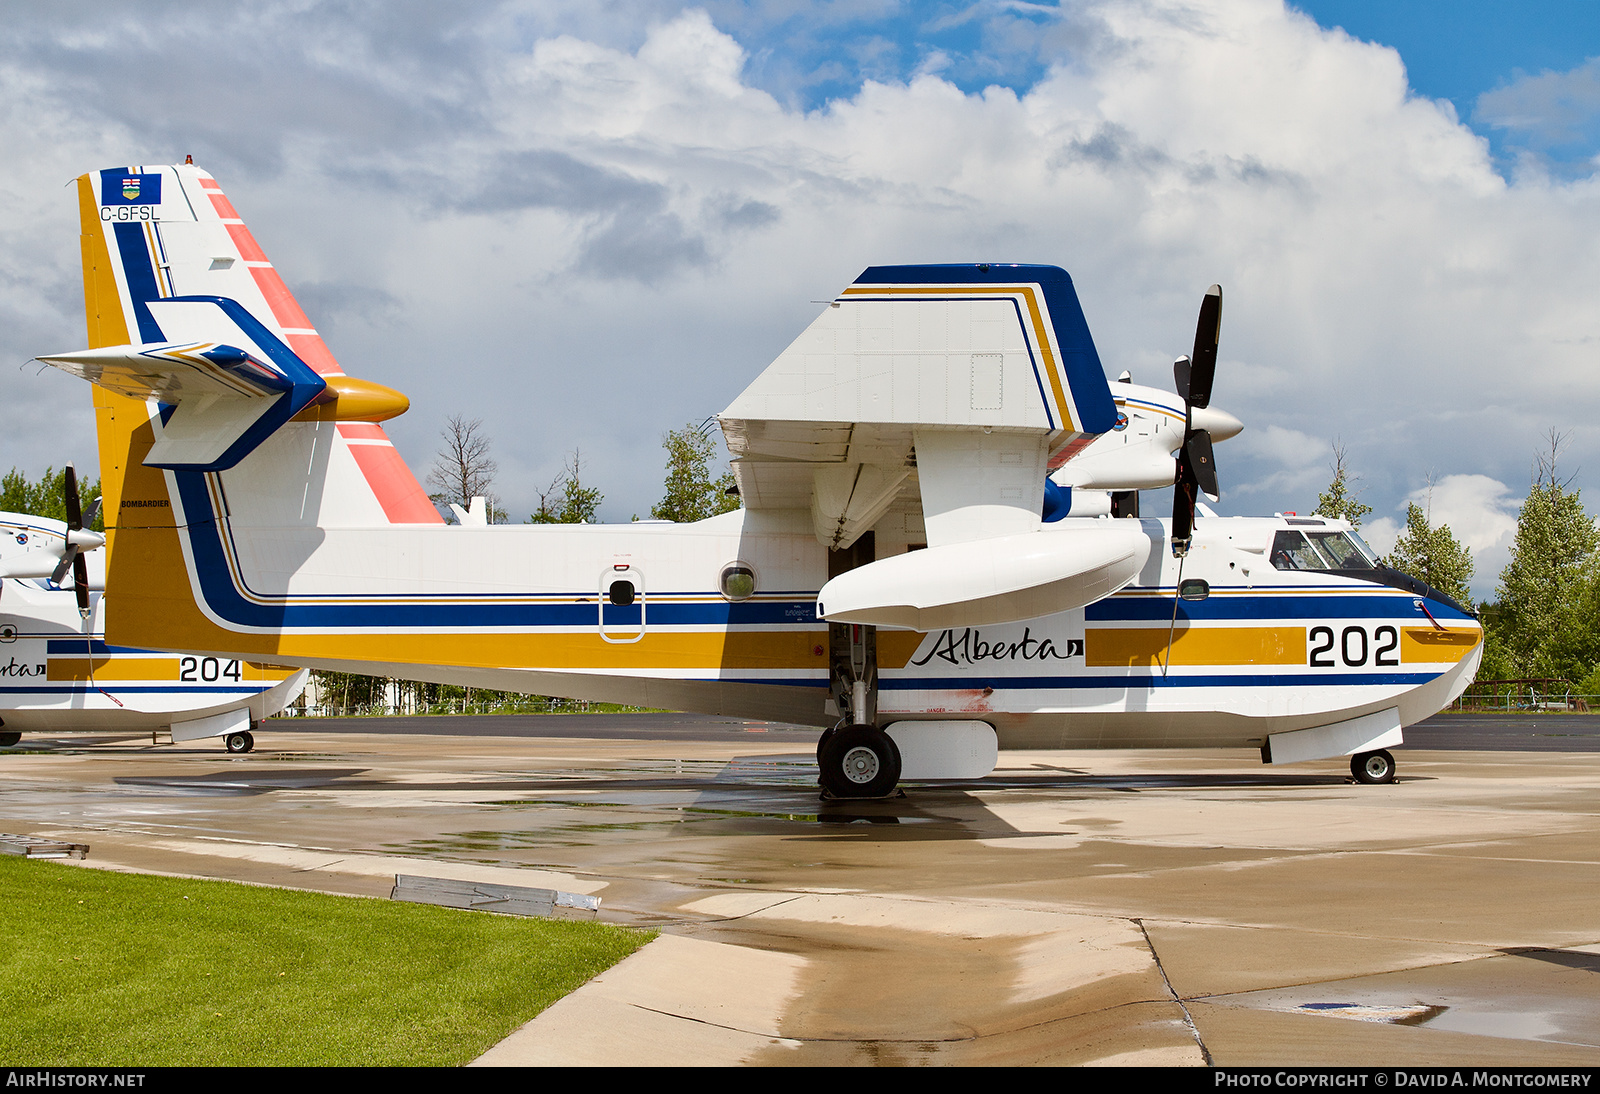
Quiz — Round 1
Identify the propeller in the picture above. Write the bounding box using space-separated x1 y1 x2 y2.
1171 285 1222 557
49 462 104 619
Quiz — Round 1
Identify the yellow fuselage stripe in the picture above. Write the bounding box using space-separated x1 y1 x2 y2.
1087 626 1481 668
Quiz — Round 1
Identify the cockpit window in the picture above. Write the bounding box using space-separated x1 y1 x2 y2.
1271 531 1323 570
1270 530 1379 571
1307 531 1377 569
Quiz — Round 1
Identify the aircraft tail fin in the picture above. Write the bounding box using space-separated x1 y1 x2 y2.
61 166 441 525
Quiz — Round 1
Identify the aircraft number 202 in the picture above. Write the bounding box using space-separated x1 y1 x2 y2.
1308 625 1398 668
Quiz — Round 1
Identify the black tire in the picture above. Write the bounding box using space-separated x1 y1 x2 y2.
818 724 901 799
0 731 19 747
225 731 254 754
1351 749 1395 784
815 725 837 767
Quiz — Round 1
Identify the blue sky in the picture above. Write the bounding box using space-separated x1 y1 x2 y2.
1296 1 1600 171
711 0 1600 174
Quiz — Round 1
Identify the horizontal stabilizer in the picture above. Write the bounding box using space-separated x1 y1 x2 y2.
816 523 1150 630
39 295 325 472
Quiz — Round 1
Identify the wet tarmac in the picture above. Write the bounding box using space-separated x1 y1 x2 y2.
3 715 1599 1066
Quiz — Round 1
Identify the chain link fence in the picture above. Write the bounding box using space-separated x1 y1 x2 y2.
1451 679 1591 712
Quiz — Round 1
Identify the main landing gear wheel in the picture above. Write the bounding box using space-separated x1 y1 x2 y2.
815 725 836 766
0 731 19 747
818 724 901 799
1351 749 1395 784
225 731 255 754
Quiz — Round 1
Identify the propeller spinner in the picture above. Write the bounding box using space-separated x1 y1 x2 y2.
1172 285 1222 557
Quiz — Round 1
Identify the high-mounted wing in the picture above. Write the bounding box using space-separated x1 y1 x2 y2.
721 263 1150 629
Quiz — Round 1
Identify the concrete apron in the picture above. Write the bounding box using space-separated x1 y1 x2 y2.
3 731 1598 1066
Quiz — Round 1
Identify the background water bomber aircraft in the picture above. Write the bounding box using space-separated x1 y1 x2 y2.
40 163 1482 796
0 465 306 751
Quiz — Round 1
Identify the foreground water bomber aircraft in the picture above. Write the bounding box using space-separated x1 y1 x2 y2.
0 465 306 750
39 163 1482 796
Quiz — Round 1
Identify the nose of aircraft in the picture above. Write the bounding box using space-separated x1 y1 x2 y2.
1190 405 1243 441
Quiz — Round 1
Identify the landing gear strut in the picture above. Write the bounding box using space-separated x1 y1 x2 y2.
1351 749 1395 784
817 536 900 799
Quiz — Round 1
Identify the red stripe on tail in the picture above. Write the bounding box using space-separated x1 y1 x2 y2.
338 424 444 525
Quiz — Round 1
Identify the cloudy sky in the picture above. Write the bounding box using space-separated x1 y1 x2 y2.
2 0 1598 599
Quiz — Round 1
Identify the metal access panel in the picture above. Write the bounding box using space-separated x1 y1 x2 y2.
883 721 999 780
391 874 600 919
0 833 89 859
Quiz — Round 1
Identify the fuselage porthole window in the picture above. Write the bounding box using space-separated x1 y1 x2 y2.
719 562 756 602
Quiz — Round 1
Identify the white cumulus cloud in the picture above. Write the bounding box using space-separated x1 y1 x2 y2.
0 1 1596 532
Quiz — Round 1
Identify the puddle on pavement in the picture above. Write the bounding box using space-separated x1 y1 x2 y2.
1292 1002 1447 1025
377 782 1018 861
1284 1001 1581 1042
1205 947 1600 1048
112 768 370 794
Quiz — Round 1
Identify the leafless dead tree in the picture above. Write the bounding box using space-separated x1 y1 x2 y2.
427 415 500 522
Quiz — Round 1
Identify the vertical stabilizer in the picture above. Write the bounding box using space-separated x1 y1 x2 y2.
73 165 441 525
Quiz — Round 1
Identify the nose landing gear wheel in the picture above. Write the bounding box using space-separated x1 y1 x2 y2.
225 731 255 754
1351 749 1395 784
818 724 901 799
0 731 20 747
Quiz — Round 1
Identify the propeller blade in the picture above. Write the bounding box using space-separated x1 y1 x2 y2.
1171 478 1196 553
63 462 82 531
50 546 77 586
73 550 90 618
1185 430 1218 498
81 496 102 532
1187 285 1221 410
1173 355 1191 406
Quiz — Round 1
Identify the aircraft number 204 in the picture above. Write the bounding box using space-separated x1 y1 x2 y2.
1308 625 1399 668
179 656 244 682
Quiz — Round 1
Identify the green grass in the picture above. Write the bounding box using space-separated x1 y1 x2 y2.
0 857 651 1066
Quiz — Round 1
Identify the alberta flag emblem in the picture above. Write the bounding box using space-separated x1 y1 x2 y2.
101 170 160 205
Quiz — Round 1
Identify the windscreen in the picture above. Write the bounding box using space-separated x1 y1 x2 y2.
1270 530 1380 571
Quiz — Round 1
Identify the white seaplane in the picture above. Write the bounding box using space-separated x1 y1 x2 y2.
0 465 306 751
35 163 1481 795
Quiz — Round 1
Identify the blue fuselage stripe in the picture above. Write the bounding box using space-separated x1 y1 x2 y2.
174 475 1471 640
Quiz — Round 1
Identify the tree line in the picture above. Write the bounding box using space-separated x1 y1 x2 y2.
1314 434 1600 698
425 415 738 526
0 466 104 529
